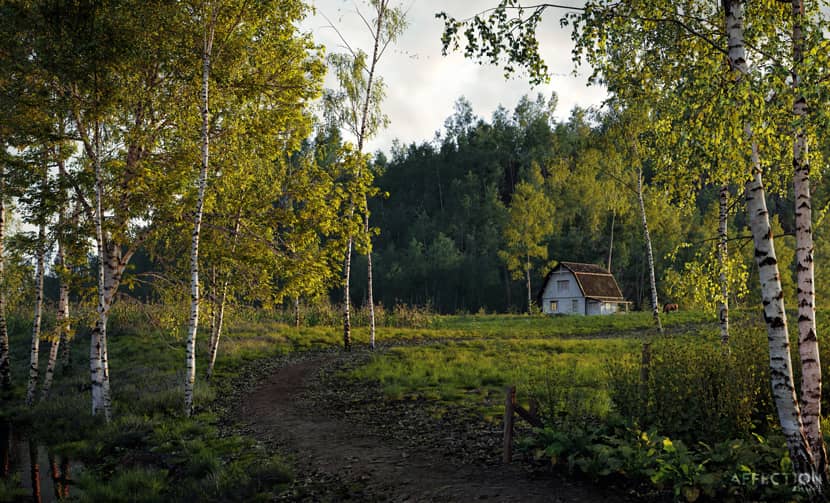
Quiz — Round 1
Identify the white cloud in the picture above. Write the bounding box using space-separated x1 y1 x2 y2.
301 0 606 154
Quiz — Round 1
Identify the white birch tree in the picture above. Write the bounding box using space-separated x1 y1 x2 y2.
323 0 407 350
789 0 826 473
25 211 46 406
184 0 216 418
0 167 9 392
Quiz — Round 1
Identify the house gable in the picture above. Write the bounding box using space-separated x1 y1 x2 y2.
538 261 627 315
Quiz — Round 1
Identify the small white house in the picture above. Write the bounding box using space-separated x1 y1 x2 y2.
538 262 629 315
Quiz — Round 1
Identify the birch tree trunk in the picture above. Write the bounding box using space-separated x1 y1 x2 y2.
343 237 353 351
185 15 215 417
91 119 113 421
717 185 729 345
342 0 392 351
791 0 826 475
41 239 67 400
57 161 72 374
525 253 532 314
365 211 376 349
0 170 9 392
207 265 216 356
42 155 71 399
724 0 819 485
607 211 615 272
205 214 240 381
26 220 46 406
637 168 662 332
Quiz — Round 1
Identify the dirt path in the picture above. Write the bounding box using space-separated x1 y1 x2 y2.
240 352 633 502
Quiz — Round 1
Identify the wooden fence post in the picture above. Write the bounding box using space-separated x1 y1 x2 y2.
503 385 515 463
639 342 651 419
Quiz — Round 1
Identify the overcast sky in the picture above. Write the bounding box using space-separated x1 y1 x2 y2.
300 0 607 154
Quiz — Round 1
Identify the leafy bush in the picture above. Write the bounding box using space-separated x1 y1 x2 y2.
606 330 769 443
528 425 801 502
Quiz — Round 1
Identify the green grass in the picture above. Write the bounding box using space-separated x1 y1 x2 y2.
0 301 769 501
350 337 642 420
430 309 713 336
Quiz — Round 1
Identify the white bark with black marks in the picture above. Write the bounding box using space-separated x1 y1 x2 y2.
185 10 215 417
26 220 46 406
0 170 9 391
41 238 68 400
607 211 615 272
206 215 240 381
724 0 818 485
91 120 113 421
717 185 729 345
638 168 662 332
343 0 394 350
525 253 532 314
343 236 353 351
790 0 826 474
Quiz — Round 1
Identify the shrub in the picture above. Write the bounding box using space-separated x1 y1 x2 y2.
605 330 769 444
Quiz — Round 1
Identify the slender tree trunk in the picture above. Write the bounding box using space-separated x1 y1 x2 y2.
637 168 662 332
40 270 64 400
365 211 376 349
185 14 215 417
48 452 60 501
29 439 41 503
91 119 112 421
724 0 818 486
525 253 532 314
40 322 61 401
746 142 817 482
717 185 730 345
57 160 72 374
343 236 353 351
205 274 228 382
205 213 240 381
342 1 389 352
42 206 69 399
791 0 827 476
0 170 9 392
607 210 615 272
294 296 300 328
26 219 46 406
207 265 216 354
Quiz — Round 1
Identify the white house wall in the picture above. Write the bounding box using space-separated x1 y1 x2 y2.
541 269 623 316
541 270 585 315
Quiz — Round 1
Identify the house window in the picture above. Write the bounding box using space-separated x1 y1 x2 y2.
557 280 569 293
549 300 558 312
571 299 578 312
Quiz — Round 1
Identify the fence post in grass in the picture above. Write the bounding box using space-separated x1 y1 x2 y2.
503 385 515 463
639 342 651 418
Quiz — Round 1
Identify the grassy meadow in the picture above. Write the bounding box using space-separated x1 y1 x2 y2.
1 303 823 501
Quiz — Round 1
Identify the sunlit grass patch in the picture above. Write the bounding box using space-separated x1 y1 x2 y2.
350 335 642 419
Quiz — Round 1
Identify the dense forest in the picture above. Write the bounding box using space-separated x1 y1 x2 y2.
347 94 829 315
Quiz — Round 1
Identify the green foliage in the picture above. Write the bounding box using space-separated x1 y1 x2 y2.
607 330 770 443
77 467 167 502
437 1 553 85
664 199 750 313
499 163 555 310
529 425 800 502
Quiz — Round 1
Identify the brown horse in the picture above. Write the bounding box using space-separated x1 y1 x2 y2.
663 303 679 313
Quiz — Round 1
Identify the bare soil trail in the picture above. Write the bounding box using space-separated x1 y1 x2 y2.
239 349 634 502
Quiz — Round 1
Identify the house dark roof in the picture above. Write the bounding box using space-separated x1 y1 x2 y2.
538 261 625 302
